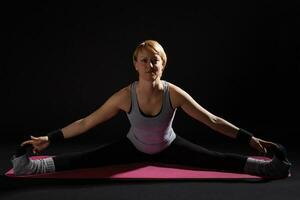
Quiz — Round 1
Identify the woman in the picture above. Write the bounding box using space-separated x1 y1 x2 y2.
12 40 291 178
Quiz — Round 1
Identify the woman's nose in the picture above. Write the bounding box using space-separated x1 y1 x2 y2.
147 61 154 68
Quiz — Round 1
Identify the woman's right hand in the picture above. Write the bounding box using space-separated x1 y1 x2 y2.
21 136 50 154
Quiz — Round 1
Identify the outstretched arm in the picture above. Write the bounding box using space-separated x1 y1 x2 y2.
169 83 239 139
21 86 130 153
61 87 130 139
169 83 274 153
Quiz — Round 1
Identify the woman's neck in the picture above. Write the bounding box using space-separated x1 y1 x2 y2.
136 79 163 96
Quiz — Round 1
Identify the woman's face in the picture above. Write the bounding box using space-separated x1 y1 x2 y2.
134 48 164 82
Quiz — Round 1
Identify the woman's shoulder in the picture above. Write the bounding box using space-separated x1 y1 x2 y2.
115 84 131 98
112 84 132 112
164 81 188 108
165 81 184 93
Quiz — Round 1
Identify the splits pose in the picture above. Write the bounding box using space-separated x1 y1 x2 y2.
12 40 291 179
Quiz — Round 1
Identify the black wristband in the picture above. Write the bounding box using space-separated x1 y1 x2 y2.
236 128 253 145
47 129 64 144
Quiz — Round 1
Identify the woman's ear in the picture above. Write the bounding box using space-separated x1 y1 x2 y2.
134 63 139 71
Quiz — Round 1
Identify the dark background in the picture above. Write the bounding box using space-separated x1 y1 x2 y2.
1 1 299 148
1 2 300 200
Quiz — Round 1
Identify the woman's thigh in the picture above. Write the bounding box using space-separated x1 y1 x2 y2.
53 137 148 171
156 135 248 172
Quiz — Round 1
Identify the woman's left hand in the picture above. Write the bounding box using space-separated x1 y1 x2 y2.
249 136 277 155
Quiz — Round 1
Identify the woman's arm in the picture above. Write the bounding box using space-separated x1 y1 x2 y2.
61 86 130 139
169 83 239 139
169 83 272 153
20 86 130 152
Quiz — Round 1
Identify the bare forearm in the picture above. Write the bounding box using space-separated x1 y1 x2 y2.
61 119 88 139
211 117 239 139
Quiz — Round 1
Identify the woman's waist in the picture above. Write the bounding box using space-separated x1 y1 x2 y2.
128 127 175 144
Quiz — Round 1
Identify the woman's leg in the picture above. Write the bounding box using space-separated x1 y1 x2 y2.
12 136 147 175
155 135 291 178
156 135 247 173
53 136 147 172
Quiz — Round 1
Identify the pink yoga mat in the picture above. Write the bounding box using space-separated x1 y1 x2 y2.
6 156 273 180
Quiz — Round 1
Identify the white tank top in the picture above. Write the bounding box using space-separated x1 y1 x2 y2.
126 80 177 154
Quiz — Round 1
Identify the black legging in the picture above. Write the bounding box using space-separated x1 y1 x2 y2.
53 135 248 173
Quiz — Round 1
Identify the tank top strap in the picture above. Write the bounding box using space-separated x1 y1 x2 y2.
130 81 138 113
162 80 174 111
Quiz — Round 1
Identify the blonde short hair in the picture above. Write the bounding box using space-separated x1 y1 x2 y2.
133 40 167 68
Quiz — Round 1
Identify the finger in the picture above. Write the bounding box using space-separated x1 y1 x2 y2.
21 140 33 146
262 147 267 154
257 143 265 153
30 136 40 140
260 140 276 147
261 146 268 154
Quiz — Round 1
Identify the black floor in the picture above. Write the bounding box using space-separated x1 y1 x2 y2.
1 140 299 200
